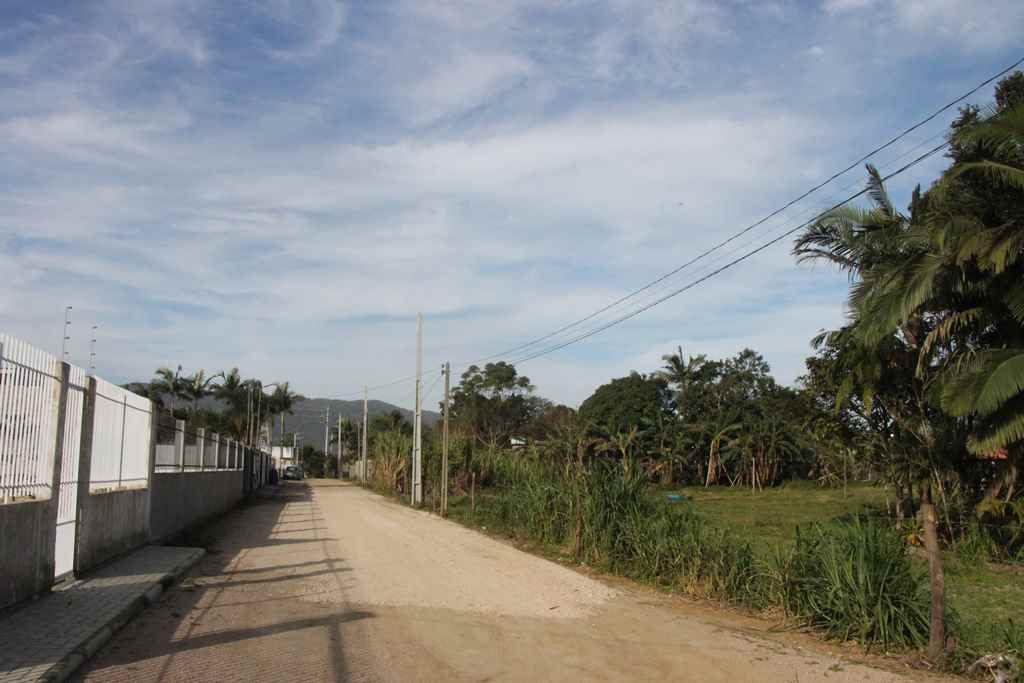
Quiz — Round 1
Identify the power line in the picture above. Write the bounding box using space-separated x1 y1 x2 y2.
325 57 1022 396
505 141 951 366
460 56 1023 366
502 124 953 361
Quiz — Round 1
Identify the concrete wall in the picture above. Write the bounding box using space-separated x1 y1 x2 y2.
149 471 243 543
75 488 149 573
0 499 53 611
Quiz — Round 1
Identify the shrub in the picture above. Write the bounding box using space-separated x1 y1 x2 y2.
775 517 931 649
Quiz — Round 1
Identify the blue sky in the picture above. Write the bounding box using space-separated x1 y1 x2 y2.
1 0 1022 409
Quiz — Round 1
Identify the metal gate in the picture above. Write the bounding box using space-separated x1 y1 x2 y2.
54 365 86 578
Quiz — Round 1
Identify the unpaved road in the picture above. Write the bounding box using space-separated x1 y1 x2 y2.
77 480 948 682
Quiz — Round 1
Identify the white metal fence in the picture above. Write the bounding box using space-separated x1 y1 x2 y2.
89 377 152 492
154 419 245 472
0 334 62 502
55 364 87 576
1 331 274 588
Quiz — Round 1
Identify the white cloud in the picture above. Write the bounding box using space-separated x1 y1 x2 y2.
821 0 878 14
1 0 993 407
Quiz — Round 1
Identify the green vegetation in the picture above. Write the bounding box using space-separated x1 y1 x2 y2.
363 73 1024 674
661 481 887 551
126 365 303 446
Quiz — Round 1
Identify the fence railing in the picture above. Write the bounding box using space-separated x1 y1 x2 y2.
0 334 63 502
153 420 245 473
2 332 261 500
89 377 152 492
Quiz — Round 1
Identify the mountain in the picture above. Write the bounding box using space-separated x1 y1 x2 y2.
275 397 440 450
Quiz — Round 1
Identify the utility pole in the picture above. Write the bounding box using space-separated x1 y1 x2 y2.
441 361 450 517
323 405 331 456
412 313 423 506
361 385 368 483
336 415 342 479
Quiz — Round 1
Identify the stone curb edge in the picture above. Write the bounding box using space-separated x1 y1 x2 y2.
40 548 205 683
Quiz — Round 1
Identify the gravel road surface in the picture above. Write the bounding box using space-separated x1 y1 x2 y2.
76 480 948 682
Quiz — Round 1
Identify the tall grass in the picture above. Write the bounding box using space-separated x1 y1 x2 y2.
454 452 940 651
773 517 931 649
477 456 761 603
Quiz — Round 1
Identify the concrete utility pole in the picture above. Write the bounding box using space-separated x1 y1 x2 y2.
361 385 368 483
336 415 342 478
412 313 423 506
323 406 331 456
441 361 450 517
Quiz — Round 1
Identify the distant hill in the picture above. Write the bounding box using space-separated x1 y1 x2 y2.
276 397 440 449
135 388 440 450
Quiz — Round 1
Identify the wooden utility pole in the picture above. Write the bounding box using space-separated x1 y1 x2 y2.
361 385 368 483
412 313 423 506
441 362 450 517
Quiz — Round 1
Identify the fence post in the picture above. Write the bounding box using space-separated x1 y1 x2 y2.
72 376 97 575
144 402 157 541
43 362 71 585
117 394 127 489
197 427 206 471
212 433 220 469
175 419 185 471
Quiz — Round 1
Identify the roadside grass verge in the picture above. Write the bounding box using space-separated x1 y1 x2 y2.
438 468 1021 670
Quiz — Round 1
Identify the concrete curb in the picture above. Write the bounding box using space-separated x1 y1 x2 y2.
41 548 205 683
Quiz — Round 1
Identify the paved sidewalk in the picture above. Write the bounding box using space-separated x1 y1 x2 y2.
0 545 203 683
75 484 378 682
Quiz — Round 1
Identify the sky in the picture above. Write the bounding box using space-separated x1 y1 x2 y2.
1 0 1022 410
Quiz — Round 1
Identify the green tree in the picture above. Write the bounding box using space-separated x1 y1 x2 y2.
579 372 672 456
268 383 304 447
181 369 224 415
450 362 540 449
152 365 185 413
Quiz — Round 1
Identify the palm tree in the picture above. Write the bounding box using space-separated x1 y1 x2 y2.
152 366 185 413
181 370 224 416
268 383 304 447
214 368 249 440
792 164 959 662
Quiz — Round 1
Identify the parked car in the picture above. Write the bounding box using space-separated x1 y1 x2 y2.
283 465 304 480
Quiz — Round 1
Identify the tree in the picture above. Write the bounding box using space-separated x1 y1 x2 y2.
152 366 185 413
215 368 249 440
450 362 540 449
579 372 672 457
794 161 958 659
268 383 303 446
181 369 224 415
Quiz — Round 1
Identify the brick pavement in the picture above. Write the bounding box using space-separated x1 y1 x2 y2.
0 546 203 683
73 484 377 682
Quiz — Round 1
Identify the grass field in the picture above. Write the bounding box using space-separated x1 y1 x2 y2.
662 480 1024 656
661 480 888 552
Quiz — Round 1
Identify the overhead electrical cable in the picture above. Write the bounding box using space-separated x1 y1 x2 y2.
503 141 950 366
323 57 1022 396
459 56 1022 366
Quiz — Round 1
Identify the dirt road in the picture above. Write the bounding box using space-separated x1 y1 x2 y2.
77 481 945 682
